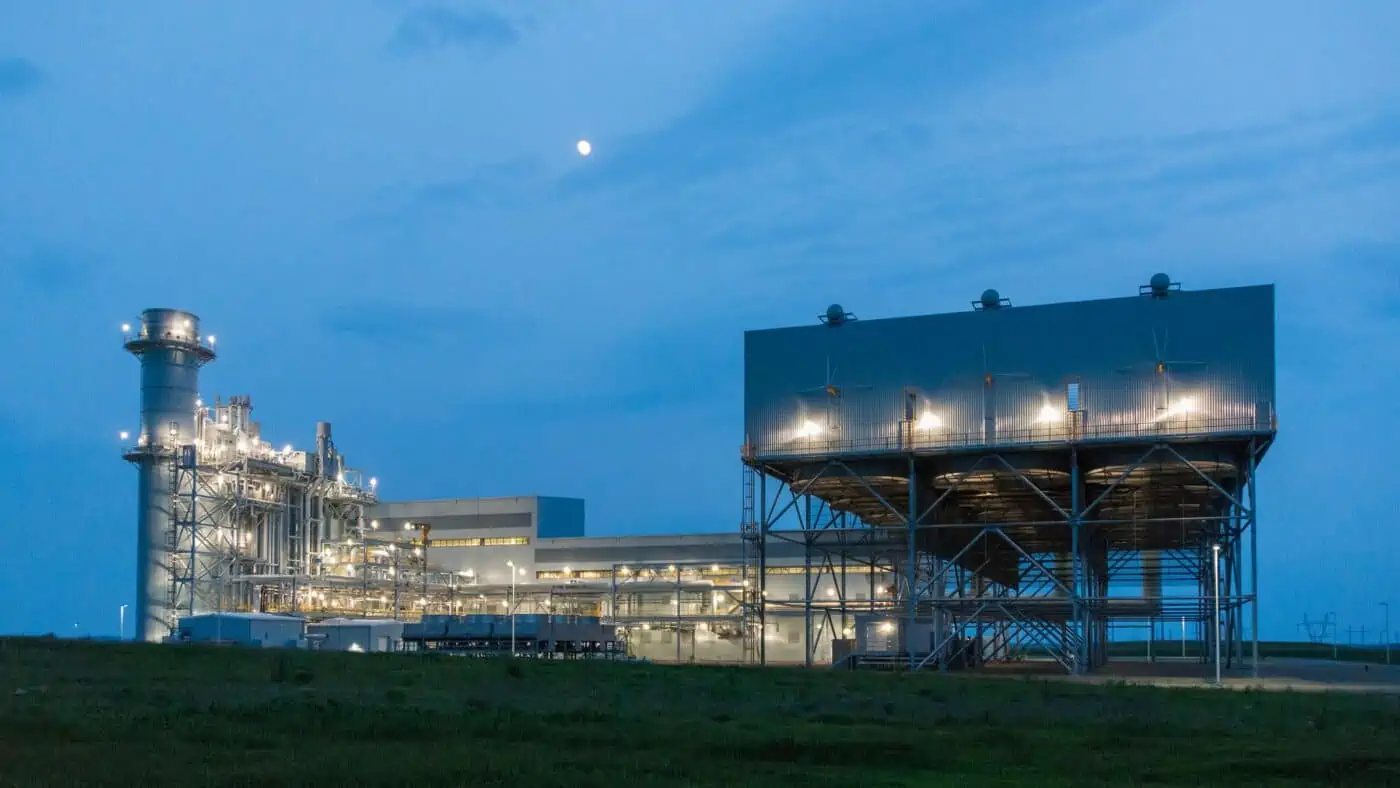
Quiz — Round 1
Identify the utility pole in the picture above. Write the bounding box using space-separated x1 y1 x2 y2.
507 560 518 656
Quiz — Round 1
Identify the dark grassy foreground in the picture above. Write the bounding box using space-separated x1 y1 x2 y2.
3 639 1399 787
1104 640 1400 665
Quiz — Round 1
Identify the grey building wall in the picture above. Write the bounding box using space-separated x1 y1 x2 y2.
368 496 569 585
744 285 1276 457
309 619 404 652
177 613 304 647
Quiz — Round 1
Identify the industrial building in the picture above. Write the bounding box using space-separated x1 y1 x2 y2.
742 275 1275 674
308 618 404 653
121 274 1274 674
122 310 377 642
173 612 305 648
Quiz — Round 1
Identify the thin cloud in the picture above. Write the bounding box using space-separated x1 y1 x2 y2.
322 301 485 344
4 249 92 294
388 6 523 56
0 57 45 99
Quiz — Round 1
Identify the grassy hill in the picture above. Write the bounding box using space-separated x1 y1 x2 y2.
2 637 1398 786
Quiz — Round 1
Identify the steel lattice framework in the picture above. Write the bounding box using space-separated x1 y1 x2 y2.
744 429 1272 674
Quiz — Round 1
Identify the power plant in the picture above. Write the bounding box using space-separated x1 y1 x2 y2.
121 309 377 642
120 275 1275 673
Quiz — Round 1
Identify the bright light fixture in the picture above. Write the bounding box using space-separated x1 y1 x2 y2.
121 323 131 333
796 420 823 438
119 431 129 441
369 477 378 488
1035 404 1060 424
207 335 216 345
370 520 379 530
826 588 836 598
282 444 292 454
916 412 943 430
576 139 592 156
182 320 191 329
1165 397 1198 417
879 621 895 634
195 398 203 408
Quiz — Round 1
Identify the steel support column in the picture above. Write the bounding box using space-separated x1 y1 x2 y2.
1249 439 1259 677
758 471 768 666
906 455 917 672
1071 449 1085 674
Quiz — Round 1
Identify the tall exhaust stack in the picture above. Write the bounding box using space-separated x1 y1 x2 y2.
122 309 216 641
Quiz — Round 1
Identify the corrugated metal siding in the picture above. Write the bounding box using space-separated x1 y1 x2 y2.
744 285 1275 458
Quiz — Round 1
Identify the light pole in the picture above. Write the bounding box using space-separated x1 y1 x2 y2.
1212 544 1222 685
119 604 128 640
1382 602 1391 665
506 560 517 656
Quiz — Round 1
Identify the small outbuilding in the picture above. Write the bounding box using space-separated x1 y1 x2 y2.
307 618 404 653
174 613 306 648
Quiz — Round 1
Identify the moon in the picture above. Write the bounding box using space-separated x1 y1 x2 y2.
576 139 592 156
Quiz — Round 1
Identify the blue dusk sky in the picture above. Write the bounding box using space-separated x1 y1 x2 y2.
0 1 1396 639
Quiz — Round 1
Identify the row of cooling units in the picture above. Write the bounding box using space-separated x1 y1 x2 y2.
170 612 623 658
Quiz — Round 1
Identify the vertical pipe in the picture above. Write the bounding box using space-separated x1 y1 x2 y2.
839 512 848 645
1070 449 1083 674
906 455 917 671
1213 544 1221 684
804 497 813 669
1233 524 1244 666
189 462 203 616
758 471 768 666
1248 440 1259 677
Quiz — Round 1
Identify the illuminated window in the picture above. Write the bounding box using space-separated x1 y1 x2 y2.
428 536 529 548
429 538 482 548
763 565 883 576
535 569 613 580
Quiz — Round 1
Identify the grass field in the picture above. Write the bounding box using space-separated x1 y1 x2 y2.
3 638 1400 787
